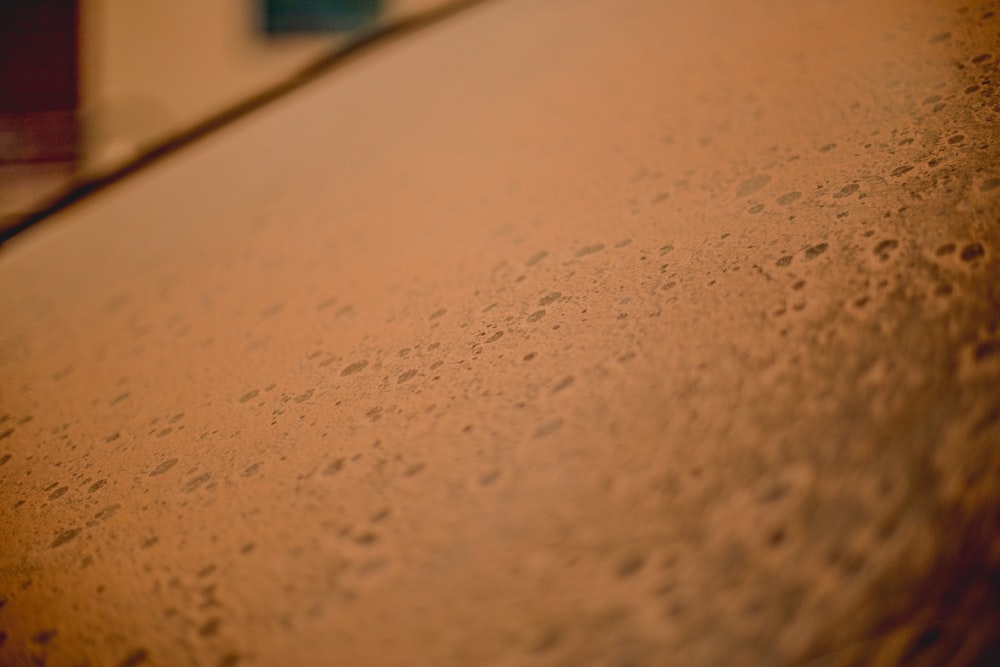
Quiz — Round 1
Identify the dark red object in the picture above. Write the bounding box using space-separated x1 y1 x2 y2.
0 0 79 163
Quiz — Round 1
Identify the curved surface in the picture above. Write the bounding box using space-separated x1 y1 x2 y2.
1 0 999 665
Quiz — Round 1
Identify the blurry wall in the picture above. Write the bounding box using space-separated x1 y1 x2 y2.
78 0 457 177
0 0 458 230
79 1 339 175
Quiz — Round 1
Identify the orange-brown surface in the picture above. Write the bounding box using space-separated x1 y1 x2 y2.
2 1 1000 665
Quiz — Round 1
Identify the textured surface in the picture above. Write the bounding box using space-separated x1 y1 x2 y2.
2 0 1000 665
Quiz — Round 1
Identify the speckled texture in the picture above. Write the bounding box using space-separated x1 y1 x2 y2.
2 0 999 665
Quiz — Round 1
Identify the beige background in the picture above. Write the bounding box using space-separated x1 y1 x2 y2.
1 0 459 228
79 0 454 174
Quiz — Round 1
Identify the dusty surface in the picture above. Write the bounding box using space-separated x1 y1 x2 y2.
2 0 1000 665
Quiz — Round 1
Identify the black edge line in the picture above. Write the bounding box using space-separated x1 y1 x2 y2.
0 0 494 246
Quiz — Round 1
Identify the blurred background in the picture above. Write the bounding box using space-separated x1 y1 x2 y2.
0 0 458 235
